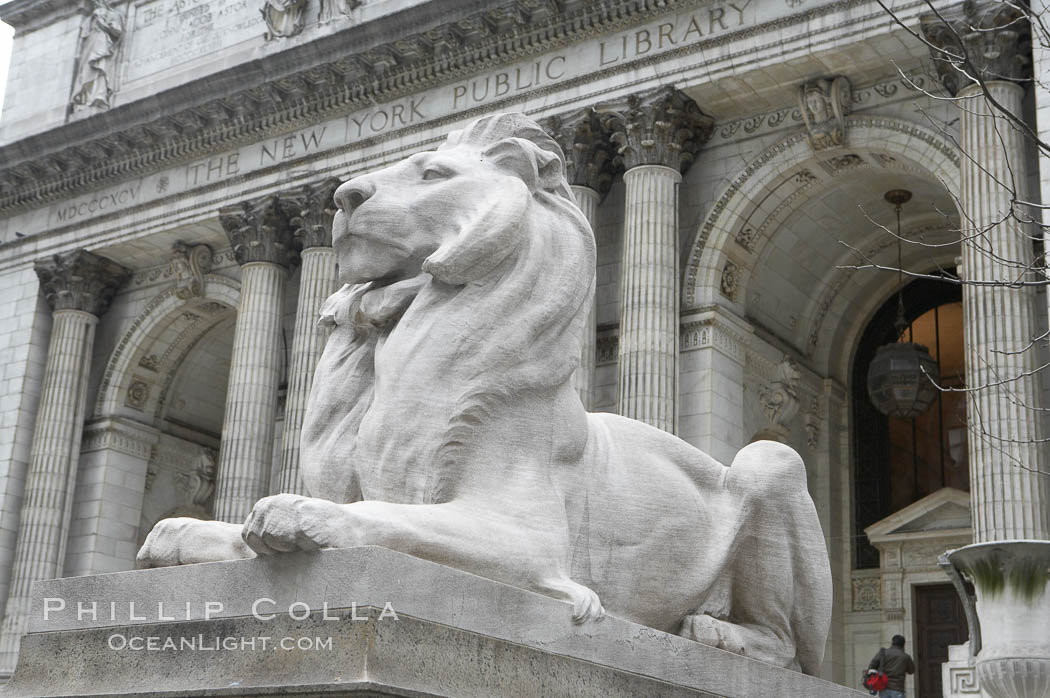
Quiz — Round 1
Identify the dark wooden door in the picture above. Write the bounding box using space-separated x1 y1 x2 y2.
914 583 969 698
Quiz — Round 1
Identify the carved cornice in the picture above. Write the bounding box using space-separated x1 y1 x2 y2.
219 193 303 268
0 0 695 215
920 0 1032 95
80 418 159 459
539 108 617 195
34 248 130 316
0 0 89 30
598 86 713 173
292 178 342 249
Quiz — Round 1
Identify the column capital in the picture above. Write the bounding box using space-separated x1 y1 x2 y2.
920 1 1032 96
292 178 342 250
540 108 617 196
219 193 303 268
597 86 713 173
34 249 130 316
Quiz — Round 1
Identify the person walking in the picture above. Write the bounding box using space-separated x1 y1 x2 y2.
867 635 915 697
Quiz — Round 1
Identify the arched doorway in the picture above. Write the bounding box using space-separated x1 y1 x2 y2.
852 275 967 568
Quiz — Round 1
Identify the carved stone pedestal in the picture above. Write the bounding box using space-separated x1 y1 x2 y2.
1 547 859 697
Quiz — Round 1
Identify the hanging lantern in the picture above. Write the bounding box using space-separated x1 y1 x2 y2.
867 340 941 418
866 189 941 419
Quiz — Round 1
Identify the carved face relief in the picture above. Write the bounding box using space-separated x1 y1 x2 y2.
331 148 527 286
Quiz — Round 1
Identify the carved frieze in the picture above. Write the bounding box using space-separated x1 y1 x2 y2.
292 178 342 249
921 1 1032 95
797 76 851 150
170 242 213 300
540 108 616 195
598 86 713 173
34 249 130 316
219 193 303 268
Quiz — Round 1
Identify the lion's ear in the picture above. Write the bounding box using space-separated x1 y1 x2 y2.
482 137 563 193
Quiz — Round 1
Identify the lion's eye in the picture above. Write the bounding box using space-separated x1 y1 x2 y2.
422 167 450 181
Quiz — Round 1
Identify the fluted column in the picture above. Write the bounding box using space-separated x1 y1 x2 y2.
543 109 614 410
277 179 340 495
924 4 1049 541
601 87 713 433
215 194 301 523
0 250 128 674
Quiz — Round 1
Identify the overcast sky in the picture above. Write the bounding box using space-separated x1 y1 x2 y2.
0 22 13 119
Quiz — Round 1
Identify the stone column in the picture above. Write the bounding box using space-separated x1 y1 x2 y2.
543 109 614 410
215 194 300 523
924 4 1049 542
600 87 713 433
0 250 128 674
276 179 340 495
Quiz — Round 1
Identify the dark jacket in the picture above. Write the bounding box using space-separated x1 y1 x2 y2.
868 646 915 692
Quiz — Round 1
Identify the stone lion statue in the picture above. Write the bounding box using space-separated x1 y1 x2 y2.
138 113 832 674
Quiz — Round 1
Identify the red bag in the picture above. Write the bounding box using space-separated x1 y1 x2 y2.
863 647 889 692
863 669 889 691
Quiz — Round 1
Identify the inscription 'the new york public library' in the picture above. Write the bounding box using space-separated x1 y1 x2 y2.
46 1 753 229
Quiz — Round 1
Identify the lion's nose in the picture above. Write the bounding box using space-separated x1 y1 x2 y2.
334 178 375 212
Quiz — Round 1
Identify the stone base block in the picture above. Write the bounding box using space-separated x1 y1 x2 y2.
2 547 861 697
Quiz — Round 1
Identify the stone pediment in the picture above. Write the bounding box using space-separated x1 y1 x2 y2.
864 487 971 543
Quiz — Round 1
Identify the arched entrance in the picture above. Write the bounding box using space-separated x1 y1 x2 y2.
65 275 240 576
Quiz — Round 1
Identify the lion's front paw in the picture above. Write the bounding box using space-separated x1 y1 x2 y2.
679 614 747 656
137 518 253 569
242 494 354 555
543 579 605 624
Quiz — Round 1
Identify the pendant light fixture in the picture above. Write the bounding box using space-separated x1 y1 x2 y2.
866 189 941 419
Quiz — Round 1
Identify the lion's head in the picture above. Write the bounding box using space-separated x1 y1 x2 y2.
332 113 592 287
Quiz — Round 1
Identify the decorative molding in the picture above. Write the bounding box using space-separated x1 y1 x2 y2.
219 193 303 268
293 178 342 249
710 67 945 145
948 665 981 694
80 418 158 459
540 108 617 195
719 259 740 300
680 311 750 362
124 377 151 411
170 242 214 300
921 1 1031 95
851 574 881 612
34 248 130 316
599 85 713 173
798 76 851 150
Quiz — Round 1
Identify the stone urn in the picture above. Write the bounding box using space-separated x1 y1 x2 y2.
945 541 1050 698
